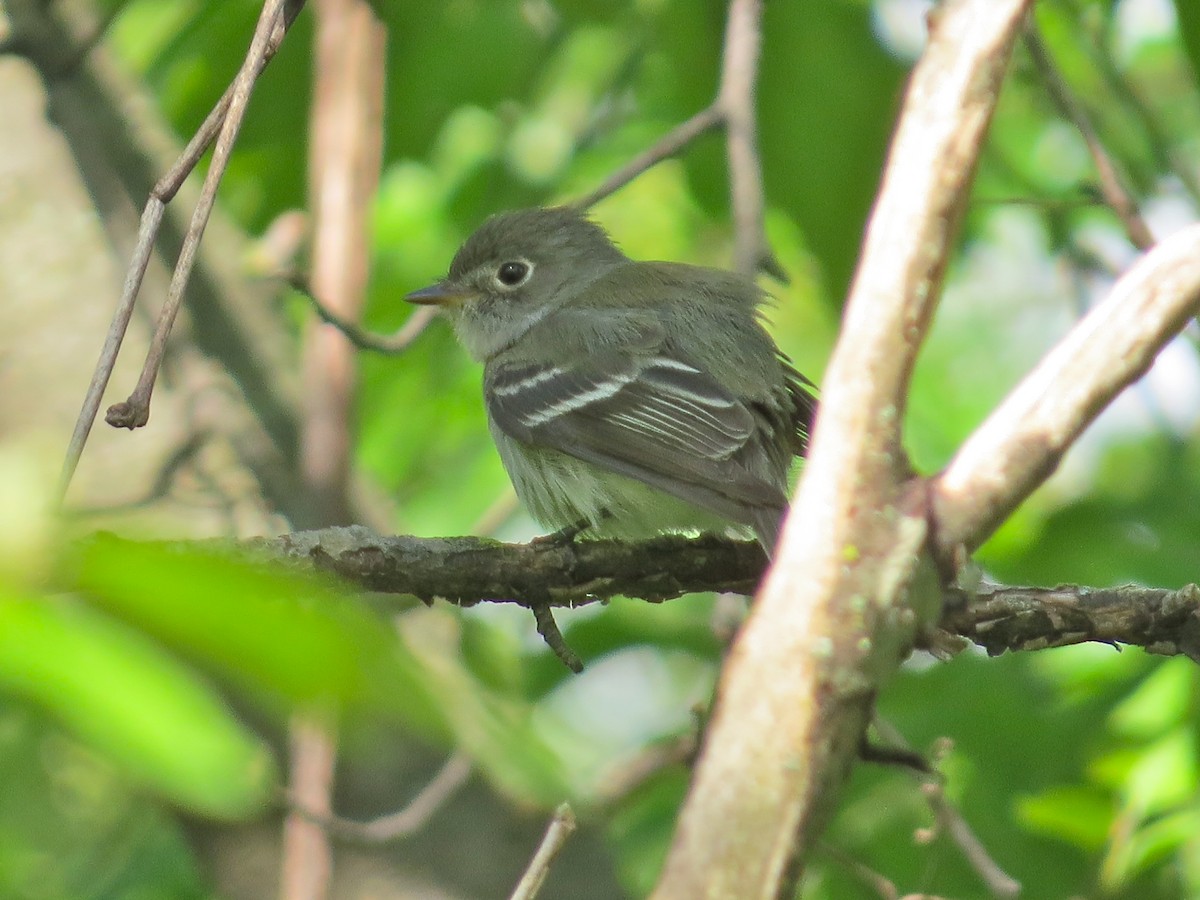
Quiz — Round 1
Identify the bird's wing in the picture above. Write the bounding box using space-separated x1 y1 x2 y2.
485 347 787 522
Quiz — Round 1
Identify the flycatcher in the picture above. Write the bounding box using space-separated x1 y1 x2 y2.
407 206 816 553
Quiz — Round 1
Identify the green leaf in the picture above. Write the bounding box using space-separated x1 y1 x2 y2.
1104 807 1200 891
1172 0 1200 91
0 593 274 819
71 536 440 731
759 2 905 299
1109 657 1195 738
1016 785 1113 850
607 768 690 897
1118 728 1198 819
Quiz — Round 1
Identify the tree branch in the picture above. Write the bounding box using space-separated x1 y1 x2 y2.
4 0 308 513
942 581 1200 663
284 752 472 844
718 0 777 277
98 528 1199 661
285 272 437 355
1023 26 1154 250
654 2 1035 895
932 224 1200 555
509 803 577 900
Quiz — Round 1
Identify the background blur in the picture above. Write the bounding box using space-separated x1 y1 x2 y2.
2 0 1199 897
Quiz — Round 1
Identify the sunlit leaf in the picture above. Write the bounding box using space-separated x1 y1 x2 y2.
0 592 274 819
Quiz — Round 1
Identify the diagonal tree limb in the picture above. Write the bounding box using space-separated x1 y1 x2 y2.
508 803 578 900
654 2 1036 896
932 224 1200 555
571 105 724 212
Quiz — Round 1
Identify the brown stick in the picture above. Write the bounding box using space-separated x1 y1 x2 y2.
285 752 472 844
719 0 776 277
279 2 387 898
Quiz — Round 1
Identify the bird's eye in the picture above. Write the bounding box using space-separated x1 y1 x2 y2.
496 261 530 287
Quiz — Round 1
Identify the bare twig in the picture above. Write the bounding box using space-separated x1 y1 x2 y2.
285 272 438 354
1023 27 1154 250
286 752 472 844
509 803 578 900
105 0 296 432
60 0 306 502
940 581 1200 663
819 843 901 900
1066 0 1200 206
281 4 388 899
531 604 584 673
874 723 1021 899
719 0 778 277
933 224 1200 554
921 779 1021 899
571 105 723 211
573 0 775 276
654 2 1036 895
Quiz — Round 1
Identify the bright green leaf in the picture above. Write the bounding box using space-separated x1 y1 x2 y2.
0 593 274 819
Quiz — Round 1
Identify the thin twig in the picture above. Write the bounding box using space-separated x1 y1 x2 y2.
106 0 295 431
1066 0 1200 206
286 752 472 844
59 0 307 502
718 0 778 277
818 842 900 900
285 272 437 354
922 779 1021 899
283 6 388 900
874 723 1021 899
933 223 1200 554
571 104 723 211
1023 27 1154 250
509 803 578 900
531 604 584 673
575 0 776 279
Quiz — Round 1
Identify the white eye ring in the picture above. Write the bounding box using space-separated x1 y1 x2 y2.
494 259 533 289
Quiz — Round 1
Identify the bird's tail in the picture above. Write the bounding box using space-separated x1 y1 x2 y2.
751 506 785 559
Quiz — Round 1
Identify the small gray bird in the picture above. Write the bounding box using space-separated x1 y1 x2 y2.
407 206 816 553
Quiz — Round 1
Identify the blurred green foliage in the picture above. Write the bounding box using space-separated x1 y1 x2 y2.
6 0 1200 897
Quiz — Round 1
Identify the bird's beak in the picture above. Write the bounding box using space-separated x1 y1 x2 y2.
405 281 477 307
